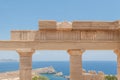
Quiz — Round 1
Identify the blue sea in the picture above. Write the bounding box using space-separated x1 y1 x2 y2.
0 61 117 80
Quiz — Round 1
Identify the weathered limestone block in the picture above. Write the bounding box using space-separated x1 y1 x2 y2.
11 31 36 41
17 48 35 80
115 20 120 29
68 49 85 80
72 21 91 29
98 71 105 80
83 71 105 80
72 21 117 30
39 20 57 30
57 22 72 30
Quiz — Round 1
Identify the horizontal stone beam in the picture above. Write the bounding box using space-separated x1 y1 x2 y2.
0 41 119 50
72 21 118 30
39 20 57 30
38 20 120 30
11 30 120 41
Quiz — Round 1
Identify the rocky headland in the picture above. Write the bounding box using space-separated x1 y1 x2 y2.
0 66 56 80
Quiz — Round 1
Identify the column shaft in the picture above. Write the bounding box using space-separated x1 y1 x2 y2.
17 48 35 80
68 49 84 80
114 49 120 80
117 55 120 80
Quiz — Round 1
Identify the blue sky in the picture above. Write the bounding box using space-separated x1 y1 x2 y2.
0 0 119 61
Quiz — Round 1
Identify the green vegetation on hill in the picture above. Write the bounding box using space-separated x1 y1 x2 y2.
32 76 49 80
32 75 118 80
105 75 117 80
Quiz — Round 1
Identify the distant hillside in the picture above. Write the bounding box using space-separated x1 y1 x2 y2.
0 59 18 62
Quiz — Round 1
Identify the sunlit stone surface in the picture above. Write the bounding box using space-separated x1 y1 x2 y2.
0 20 120 80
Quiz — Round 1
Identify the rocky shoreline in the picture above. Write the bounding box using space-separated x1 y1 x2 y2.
0 66 56 80
0 66 106 80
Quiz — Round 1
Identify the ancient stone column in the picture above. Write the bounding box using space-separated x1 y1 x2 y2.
114 49 120 80
17 48 35 80
68 49 85 80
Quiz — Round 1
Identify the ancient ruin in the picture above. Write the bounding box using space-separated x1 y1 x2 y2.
0 20 120 80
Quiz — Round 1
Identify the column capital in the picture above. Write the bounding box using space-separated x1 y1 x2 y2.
114 49 120 56
16 48 35 56
67 49 85 56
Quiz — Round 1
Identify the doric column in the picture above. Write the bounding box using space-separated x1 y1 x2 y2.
68 49 85 80
16 48 35 80
114 49 120 80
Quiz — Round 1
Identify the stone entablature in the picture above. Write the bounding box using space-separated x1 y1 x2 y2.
11 30 120 41
72 21 119 30
11 20 120 41
38 20 120 30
